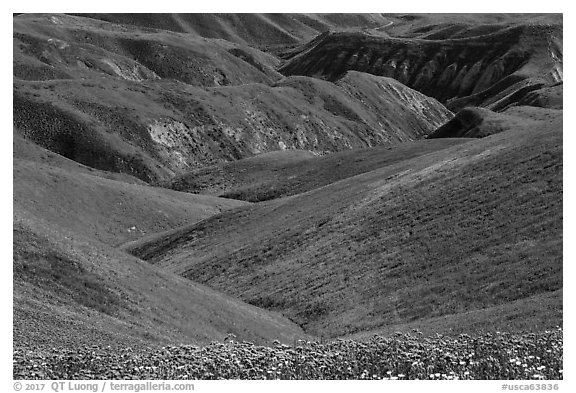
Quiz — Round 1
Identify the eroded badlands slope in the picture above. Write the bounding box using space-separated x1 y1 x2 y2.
14 14 452 183
280 23 562 111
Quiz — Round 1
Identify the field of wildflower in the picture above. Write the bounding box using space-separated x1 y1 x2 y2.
13 328 562 380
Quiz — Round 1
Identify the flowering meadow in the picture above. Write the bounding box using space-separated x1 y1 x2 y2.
14 328 562 380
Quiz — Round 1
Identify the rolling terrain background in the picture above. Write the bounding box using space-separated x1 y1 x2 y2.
14 14 452 183
13 13 562 349
127 116 562 337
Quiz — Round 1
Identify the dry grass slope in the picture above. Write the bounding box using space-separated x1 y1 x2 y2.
129 117 562 337
13 139 306 349
12 14 563 371
14 148 248 246
427 106 562 139
168 139 470 202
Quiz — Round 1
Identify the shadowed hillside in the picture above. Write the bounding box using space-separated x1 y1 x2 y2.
14 128 146 185
427 105 562 139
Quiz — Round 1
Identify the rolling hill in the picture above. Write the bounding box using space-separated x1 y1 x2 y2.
126 116 562 337
166 138 471 202
12 13 563 357
13 157 248 247
14 212 307 350
73 13 390 50
14 14 452 183
377 13 562 39
427 105 562 139
14 72 451 184
14 135 308 349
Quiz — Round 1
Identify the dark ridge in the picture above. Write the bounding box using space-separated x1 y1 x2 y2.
445 73 527 111
427 108 486 138
280 25 562 109
228 48 266 73
13 93 156 182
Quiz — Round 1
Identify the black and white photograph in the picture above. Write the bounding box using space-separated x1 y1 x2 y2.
10 5 565 387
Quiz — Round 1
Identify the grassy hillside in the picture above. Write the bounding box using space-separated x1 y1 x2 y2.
14 143 307 349
427 106 562 139
14 213 307 350
12 12 562 358
344 289 562 339
14 150 248 246
128 117 562 337
168 139 470 202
